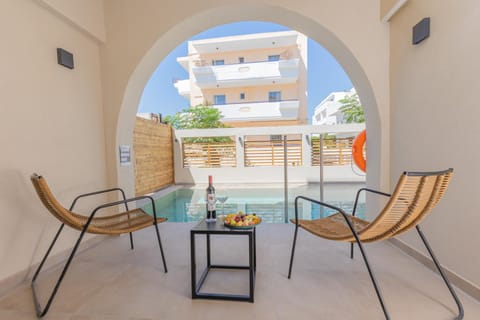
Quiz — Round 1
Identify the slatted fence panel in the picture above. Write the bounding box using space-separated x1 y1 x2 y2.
244 139 302 167
133 118 174 195
182 141 236 168
311 137 354 166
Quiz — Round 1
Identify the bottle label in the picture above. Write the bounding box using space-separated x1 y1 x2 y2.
207 194 216 211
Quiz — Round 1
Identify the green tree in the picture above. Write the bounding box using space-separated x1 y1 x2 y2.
339 93 365 123
164 104 227 129
164 104 231 142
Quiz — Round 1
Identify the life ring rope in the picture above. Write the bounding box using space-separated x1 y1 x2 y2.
352 130 366 173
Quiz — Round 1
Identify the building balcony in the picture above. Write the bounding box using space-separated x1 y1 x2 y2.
192 58 300 88
214 99 299 122
173 80 190 99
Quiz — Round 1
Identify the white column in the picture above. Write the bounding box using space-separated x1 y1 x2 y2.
236 135 244 168
302 133 311 168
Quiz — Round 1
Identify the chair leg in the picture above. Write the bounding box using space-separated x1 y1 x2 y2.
32 224 88 318
354 239 390 320
31 224 64 284
416 225 464 320
154 222 168 273
350 242 354 259
129 232 134 250
288 224 299 279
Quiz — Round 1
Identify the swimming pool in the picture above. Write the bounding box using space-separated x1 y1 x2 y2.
141 183 366 223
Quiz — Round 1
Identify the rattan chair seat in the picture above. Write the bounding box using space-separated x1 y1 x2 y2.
31 174 166 235
70 209 166 235
291 213 369 242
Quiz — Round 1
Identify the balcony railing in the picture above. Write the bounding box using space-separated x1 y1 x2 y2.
214 100 299 122
173 80 190 98
192 58 296 67
192 58 300 88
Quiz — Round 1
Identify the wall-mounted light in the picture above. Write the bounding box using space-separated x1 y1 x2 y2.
305 135 311 145
238 136 244 147
174 138 178 143
57 48 74 69
413 17 430 45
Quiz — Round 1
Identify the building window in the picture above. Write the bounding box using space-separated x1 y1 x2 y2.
269 91 281 102
240 93 245 100
212 59 224 65
239 57 245 63
214 94 226 105
268 55 280 61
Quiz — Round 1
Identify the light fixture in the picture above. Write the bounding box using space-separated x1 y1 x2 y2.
305 135 311 145
57 48 74 69
238 136 244 146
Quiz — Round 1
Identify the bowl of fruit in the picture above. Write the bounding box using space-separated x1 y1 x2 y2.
223 212 261 229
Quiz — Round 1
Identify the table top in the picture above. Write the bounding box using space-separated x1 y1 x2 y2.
191 218 256 234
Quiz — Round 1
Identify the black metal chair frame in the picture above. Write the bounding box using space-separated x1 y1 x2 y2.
31 187 168 318
288 188 464 320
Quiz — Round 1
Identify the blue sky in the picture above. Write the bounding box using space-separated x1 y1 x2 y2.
138 21 352 122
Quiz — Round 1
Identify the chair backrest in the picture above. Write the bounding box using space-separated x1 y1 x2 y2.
359 168 453 242
31 174 84 231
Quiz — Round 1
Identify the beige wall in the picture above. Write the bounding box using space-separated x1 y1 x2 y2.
0 0 107 283
381 0 399 19
389 0 480 287
37 0 106 42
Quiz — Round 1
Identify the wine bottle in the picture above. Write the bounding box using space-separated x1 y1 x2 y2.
206 175 216 222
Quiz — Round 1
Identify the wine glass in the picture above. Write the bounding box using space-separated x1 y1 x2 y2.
216 196 229 217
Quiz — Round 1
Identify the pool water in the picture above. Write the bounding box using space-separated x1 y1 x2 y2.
141 183 366 223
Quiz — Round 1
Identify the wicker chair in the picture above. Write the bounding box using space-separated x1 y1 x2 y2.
30 173 168 318
288 169 464 320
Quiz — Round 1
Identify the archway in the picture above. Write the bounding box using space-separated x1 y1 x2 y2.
116 3 387 214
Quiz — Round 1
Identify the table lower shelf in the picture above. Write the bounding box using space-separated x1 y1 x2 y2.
192 265 255 302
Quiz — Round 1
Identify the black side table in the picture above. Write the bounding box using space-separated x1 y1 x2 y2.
190 219 257 302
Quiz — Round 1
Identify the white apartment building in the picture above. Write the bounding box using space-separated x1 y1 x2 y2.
312 88 356 125
174 31 308 127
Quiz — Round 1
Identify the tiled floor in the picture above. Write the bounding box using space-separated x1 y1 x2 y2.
1 222 479 319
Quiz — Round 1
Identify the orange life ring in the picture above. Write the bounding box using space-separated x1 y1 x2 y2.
352 130 366 172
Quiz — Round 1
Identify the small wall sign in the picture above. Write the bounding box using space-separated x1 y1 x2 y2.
119 145 131 166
